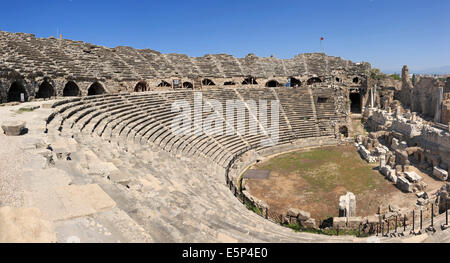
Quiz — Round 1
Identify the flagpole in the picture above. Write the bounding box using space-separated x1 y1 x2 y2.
320 36 324 52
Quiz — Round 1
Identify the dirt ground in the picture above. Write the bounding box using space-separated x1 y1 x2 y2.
247 145 445 221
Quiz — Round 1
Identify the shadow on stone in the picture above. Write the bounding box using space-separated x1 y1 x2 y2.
19 128 28 135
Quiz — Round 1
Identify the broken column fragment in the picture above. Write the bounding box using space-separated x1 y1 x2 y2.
1 121 26 136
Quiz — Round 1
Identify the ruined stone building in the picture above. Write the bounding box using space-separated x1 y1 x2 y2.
1 30 450 243
0 30 378 140
396 65 450 124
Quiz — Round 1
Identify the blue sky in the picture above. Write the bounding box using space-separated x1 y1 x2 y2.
0 0 449 73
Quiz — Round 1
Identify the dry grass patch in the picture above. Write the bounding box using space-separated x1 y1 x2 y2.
248 145 398 221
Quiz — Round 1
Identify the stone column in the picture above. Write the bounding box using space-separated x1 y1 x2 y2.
434 87 443 123
370 85 373 108
380 154 386 168
374 84 377 108
339 192 356 219
396 106 402 118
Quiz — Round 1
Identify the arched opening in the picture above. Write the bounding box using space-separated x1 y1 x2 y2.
7 81 28 102
349 92 362 113
134 81 148 92
353 77 360 84
335 77 341 82
88 82 106 96
317 97 329 103
36 80 55 99
265 80 281 87
339 126 349 138
157 81 172 87
183 82 193 89
224 81 236 86
307 77 322 85
290 77 301 87
242 77 258 85
63 81 80 97
173 80 181 89
202 79 215 86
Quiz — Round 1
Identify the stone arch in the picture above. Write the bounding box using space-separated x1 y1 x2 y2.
157 81 171 87
353 77 360 84
63 81 81 97
265 80 282 87
88 82 106 96
135 81 148 92
224 81 236 86
36 80 55 99
339 126 349 138
202 79 215 86
7 81 28 102
182 82 193 89
307 77 322 85
290 77 301 87
242 77 258 85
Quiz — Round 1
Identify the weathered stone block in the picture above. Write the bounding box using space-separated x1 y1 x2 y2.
108 171 132 185
297 210 311 221
287 208 310 221
380 165 395 180
1 121 26 136
379 154 386 168
433 166 448 181
416 192 427 199
42 103 53 109
414 181 427 192
333 217 346 229
396 176 413 192
388 172 398 184
403 165 413 172
358 145 376 163
301 218 316 228
417 198 428 206
405 171 422 183
365 215 379 224
287 208 300 217
389 204 400 213
387 169 398 184
347 216 363 228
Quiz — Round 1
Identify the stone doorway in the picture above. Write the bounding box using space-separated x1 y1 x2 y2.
88 82 106 96
339 126 349 138
7 82 28 102
63 81 81 96
36 81 55 99
350 92 362 113
134 81 148 92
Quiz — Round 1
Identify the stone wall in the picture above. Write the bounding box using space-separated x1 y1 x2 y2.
441 78 450 124
395 65 448 124
0 30 370 103
411 76 442 118
398 65 413 108
376 77 402 91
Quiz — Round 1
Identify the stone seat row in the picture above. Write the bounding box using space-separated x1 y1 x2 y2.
47 88 339 168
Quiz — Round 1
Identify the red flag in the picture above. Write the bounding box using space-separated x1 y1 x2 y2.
320 37 324 41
